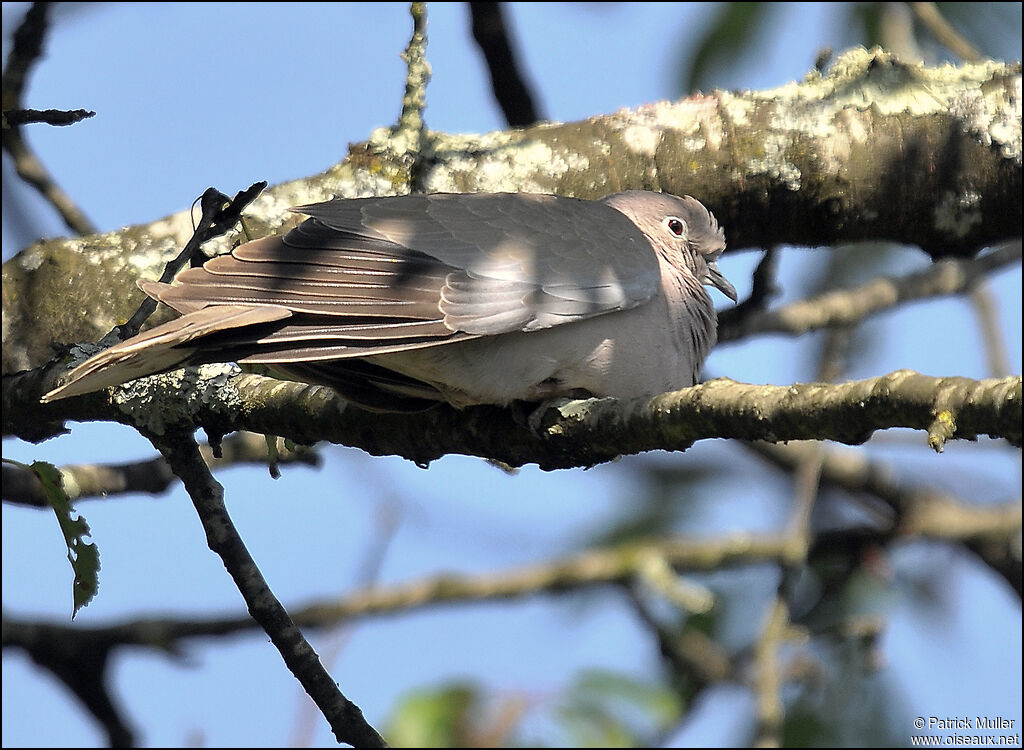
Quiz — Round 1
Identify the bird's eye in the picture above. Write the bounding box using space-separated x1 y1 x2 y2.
666 217 686 237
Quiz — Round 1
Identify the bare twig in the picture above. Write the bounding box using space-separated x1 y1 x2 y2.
3 108 95 127
623 585 732 689
291 498 402 748
753 308 853 747
718 242 1022 344
110 182 266 345
1 2 97 236
4 489 1017 677
721 246 779 328
468 2 541 127
908 2 982 61
748 440 1023 596
969 280 1012 377
750 361 827 745
752 599 791 748
389 1 432 192
396 1 430 136
145 429 386 748
1 533 796 659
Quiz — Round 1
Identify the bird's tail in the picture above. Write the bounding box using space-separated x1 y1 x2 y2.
41 303 290 402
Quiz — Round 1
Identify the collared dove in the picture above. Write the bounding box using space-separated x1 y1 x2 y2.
42 191 736 410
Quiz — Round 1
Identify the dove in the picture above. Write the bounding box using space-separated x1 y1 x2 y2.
42 191 736 411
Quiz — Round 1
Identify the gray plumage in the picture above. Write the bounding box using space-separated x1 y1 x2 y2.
42 191 735 410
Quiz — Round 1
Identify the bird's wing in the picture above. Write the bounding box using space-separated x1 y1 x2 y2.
143 234 471 365
145 192 663 363
296 192 662 334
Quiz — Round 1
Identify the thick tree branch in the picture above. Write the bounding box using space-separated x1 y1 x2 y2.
908 2 982 61
6 368 1020 468
3 49 1019 374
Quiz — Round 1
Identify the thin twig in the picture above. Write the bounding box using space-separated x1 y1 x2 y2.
752 303 850 746
623 585 732 688
968 280 1012 377
3 489 1017 665
396 1 430 136
145 429 387 748
717 241 1022 344
751 598 790 748
748 440 1023 597
3 108 95 127
291 499 402 747
391 0 431 192
109 182 266 345
722 246 779 328
1 2 97 236
468 2 541 127
908 2 982 61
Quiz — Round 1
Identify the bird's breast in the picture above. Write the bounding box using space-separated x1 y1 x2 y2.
371 288 710 407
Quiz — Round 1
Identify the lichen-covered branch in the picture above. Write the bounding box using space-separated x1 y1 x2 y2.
5 367 1019 469
3 49 1020 374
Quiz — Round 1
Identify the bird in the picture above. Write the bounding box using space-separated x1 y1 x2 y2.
42 191 736 411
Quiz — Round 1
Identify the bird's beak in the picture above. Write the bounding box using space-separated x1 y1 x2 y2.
704 261 737 303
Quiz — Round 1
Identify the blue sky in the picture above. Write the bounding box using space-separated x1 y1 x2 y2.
2 3 1021 747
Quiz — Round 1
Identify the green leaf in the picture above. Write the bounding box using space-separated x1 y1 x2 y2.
574 669 682 726
30 460 101 618
557 669 684 747
385 683 477 748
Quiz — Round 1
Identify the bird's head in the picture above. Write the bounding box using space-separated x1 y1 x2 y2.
602 191 737 303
